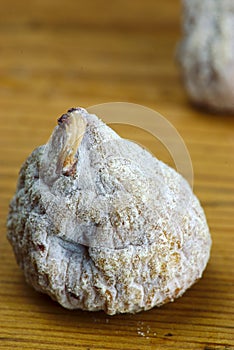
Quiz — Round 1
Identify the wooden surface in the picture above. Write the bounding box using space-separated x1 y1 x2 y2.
0 1 234 349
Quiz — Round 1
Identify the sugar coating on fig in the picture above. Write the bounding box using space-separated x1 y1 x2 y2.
7 107 211 314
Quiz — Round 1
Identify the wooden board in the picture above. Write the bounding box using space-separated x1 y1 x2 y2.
0 1 233 349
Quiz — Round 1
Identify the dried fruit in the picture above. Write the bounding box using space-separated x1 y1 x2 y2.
7 107 211 314
178 0 234 112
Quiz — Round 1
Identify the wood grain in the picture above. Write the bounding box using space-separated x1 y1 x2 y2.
0 1 233 349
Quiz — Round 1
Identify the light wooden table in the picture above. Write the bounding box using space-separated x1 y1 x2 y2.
0 1 233 349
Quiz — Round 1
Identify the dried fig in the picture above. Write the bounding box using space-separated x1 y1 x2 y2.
178 0 234 112
7 107 211 314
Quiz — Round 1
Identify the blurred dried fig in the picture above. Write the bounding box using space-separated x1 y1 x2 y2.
178 0 234 112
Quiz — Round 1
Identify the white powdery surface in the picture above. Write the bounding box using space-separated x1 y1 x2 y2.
178 0 234 112
7 108 211 315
